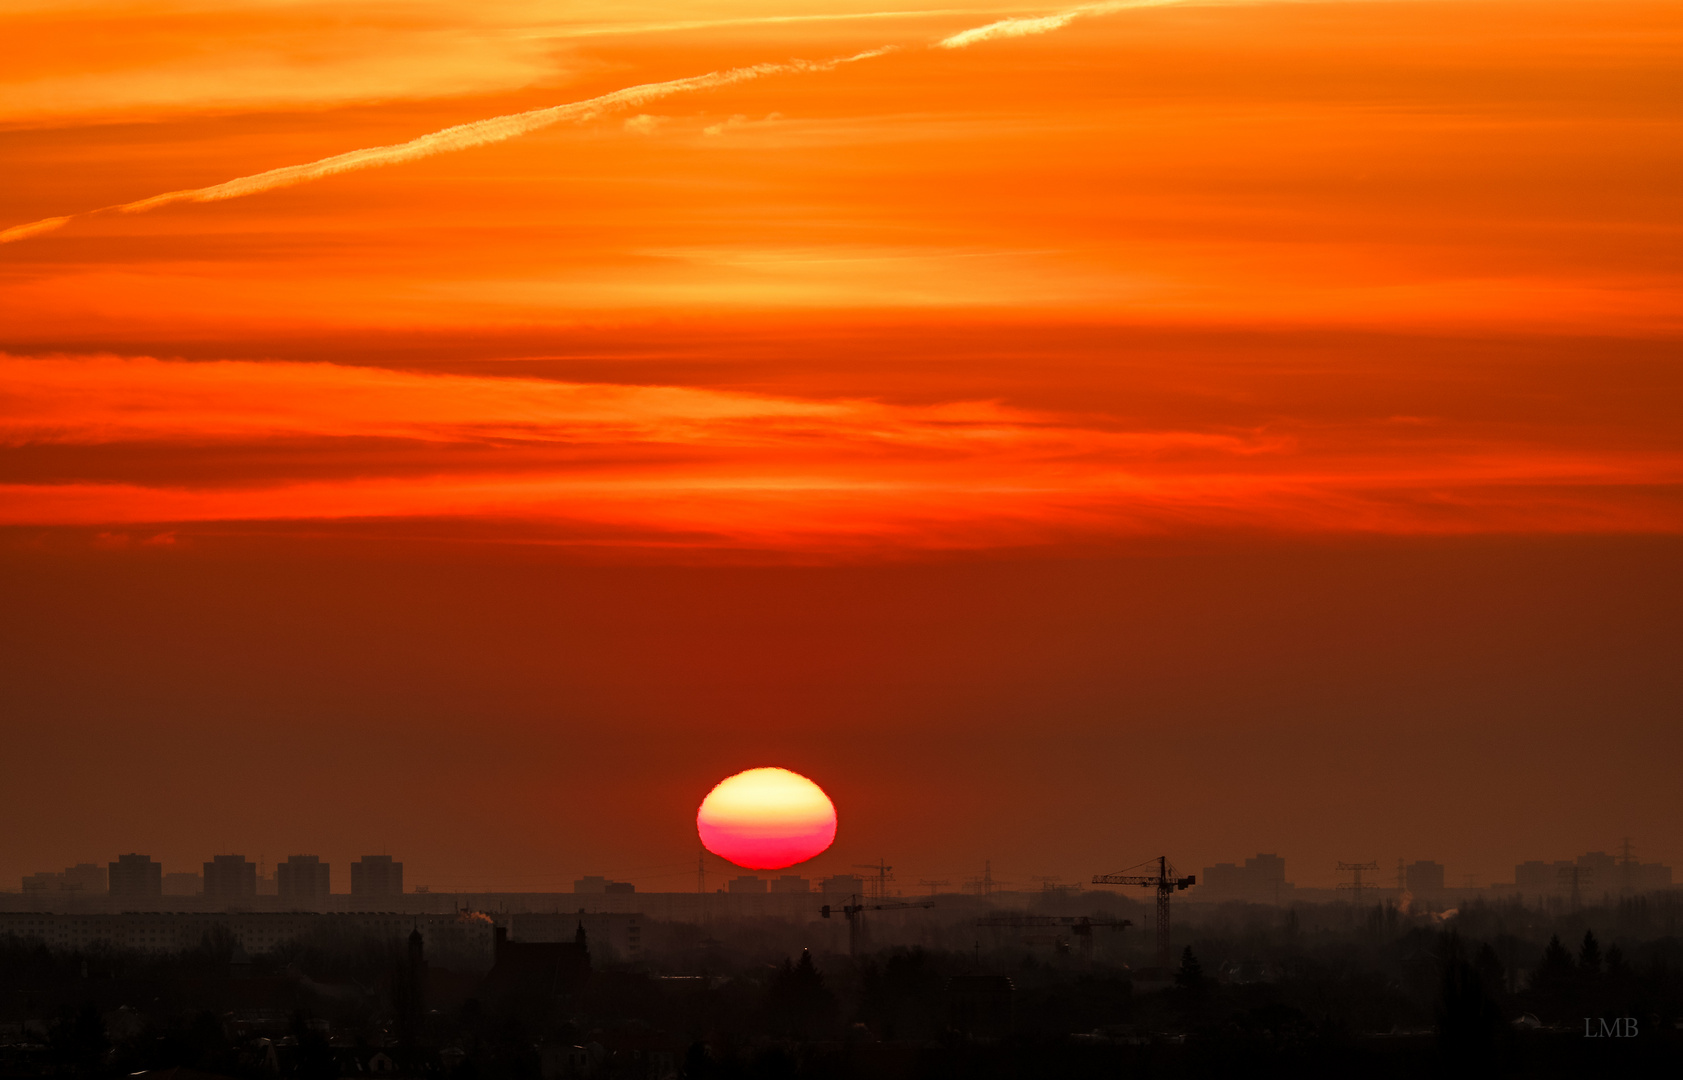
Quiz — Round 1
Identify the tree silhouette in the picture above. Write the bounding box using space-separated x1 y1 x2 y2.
290 1011 338 1080
1174 946 1206 1006
765 950 836 1040
1577 930 1602 977
1535 935 1573 983
1473 943 1506 996
1437 937 1503 1061
1526 934 1576 1020
859 948 946 1041
48 1002 106 1078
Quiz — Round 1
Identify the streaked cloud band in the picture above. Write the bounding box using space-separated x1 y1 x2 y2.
3 354 1678 551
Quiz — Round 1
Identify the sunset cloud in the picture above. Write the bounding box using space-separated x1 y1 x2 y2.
2 355 1678 551
1 3 1679 549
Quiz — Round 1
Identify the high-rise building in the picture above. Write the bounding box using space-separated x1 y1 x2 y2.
108 854 163 898
573 875 633 894
351 855 403 897
769 875 811 893
821 874 864 895
203 855 257 901
276 855 331 902
1405 860 1446 894
728 876 767 894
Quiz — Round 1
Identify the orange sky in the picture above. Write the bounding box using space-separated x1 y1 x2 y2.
2 1 1681 890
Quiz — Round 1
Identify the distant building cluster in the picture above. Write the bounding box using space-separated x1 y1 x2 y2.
18 843 1674 916
22 863 106 896
572 872 866 897
1197 854 1291 903
1188 846 1673 905
23 853 403 900
1514 851 1671 893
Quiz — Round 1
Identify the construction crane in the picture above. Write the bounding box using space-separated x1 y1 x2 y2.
975 914 1132 962
854 858 895 900
821 894 935 958
1091 856 1196 970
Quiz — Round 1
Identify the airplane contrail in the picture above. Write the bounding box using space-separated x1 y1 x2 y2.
0 1 1188 245
936 0 1183 49
0 51 889 245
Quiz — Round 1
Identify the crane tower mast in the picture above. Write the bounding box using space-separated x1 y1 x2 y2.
1091 856 1196 970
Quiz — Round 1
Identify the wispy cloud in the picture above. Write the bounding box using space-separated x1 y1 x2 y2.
703 113 783 137
0 353 1264 461
622 114 666 135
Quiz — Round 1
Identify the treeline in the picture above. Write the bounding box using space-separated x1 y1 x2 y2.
3 892 1682 1078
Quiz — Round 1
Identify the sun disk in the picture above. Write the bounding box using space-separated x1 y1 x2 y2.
697 767 837 869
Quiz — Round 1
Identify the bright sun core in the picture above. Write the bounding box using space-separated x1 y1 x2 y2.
696 767 837 870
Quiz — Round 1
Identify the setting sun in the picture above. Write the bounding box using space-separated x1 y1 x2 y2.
697 767 838 870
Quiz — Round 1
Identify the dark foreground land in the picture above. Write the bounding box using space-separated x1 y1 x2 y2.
3 893 1682 1078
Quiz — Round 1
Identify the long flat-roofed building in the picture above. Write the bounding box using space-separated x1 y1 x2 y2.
0 910 495 968
502 911 643 964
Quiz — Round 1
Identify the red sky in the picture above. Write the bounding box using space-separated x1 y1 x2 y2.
2 0 1681 891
